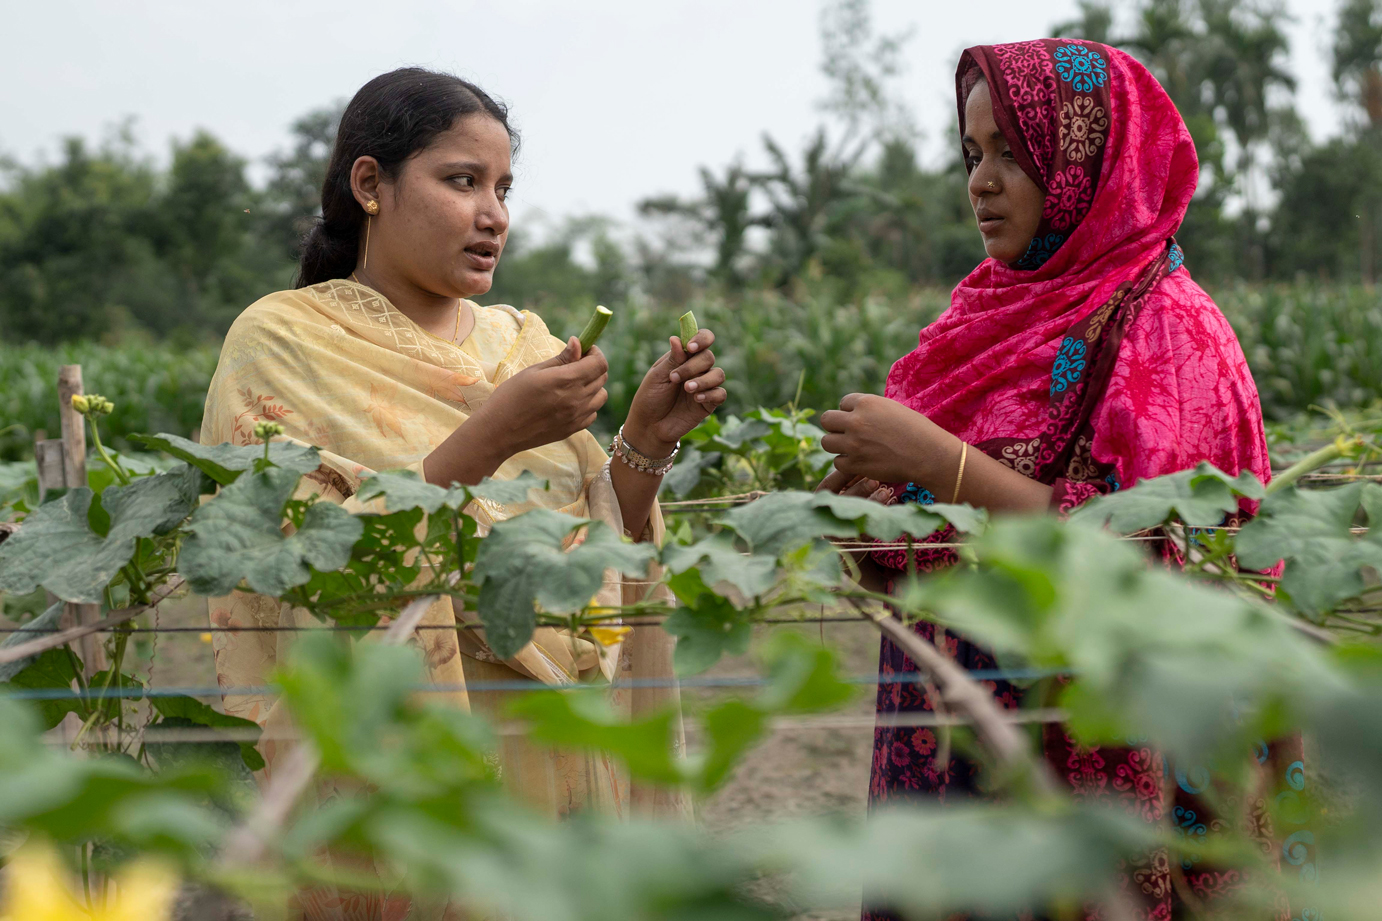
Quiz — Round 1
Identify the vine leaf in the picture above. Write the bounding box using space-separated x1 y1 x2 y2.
0 464 206 604
662 572 753 675
1070 462 1265 531
133 433 320 485
1236 481 1382 616
509 691 685 785
151 695 265 772
0 601 65 683
722 491 948 557
659 445 719 498
357 468 548 513
662 533 777 599
180 467 363 597
471 510 657 659
1 603 81 729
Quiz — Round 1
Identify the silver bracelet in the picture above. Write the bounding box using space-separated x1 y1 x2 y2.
611 425 679 475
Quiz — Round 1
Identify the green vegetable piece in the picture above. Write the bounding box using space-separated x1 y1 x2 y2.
678 310 699 347
576 305 613 355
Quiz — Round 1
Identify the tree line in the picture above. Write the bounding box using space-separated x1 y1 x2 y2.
2 0 1381 346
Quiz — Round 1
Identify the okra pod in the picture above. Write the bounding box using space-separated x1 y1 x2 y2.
577 305 613 355
678 310 699 348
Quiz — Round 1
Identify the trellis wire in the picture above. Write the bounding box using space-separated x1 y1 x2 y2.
2 667 1064 701
38 708 1071 747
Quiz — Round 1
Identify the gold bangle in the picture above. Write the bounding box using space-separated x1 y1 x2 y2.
951 442 968 504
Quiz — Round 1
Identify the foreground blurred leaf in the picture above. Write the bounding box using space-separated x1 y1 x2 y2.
179 466 362 596
765 805 1158 918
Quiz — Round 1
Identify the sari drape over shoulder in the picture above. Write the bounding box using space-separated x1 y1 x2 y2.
865 41 1300 921
203 280 688 921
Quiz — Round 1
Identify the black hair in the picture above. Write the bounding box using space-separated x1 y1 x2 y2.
295 67 518 287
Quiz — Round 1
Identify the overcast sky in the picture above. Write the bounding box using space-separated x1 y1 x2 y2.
1 0 1347 233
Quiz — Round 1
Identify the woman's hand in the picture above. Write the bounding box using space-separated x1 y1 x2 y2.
622 329 727 455
480 337 610 454
816 470 895 503
424 337 608 485
820 393 961 488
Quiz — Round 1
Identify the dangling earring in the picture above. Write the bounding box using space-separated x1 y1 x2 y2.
362 200 379 271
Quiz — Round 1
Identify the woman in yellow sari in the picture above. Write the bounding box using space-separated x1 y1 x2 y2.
201 68 724 918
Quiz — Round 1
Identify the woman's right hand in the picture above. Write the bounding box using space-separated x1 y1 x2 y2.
424 337 607 486
475 337 609 456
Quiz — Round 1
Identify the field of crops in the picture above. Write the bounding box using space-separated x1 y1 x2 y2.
4 283 1381 462
2 286 1382 919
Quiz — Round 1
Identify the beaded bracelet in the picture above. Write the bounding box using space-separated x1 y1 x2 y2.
611 425 679 475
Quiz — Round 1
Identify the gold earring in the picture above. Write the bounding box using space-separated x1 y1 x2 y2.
362 215 371 271
364 200 379 215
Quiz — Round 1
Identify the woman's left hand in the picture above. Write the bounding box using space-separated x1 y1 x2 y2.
623 329 727 455
820 393 960 487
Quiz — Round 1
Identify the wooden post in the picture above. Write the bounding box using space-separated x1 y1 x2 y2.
51 366 106 677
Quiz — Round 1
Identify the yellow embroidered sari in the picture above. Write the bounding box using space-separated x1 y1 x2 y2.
202 280 687 920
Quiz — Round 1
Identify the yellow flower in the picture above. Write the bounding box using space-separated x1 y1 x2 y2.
587 625 632 647
69 394 90 414
0 843 178 921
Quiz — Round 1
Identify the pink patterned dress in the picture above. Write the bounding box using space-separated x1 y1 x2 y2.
864 40 1313 921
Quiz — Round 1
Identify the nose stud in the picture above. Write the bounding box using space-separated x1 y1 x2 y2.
985 181 997 191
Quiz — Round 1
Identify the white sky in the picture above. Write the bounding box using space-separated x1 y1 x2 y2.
0 0 1347 232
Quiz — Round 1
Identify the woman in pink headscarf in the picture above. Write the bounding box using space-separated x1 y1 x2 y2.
820 40 1299 919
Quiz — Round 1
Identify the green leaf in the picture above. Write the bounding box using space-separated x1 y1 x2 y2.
289 507 428 627
697 700 766 791
508 690 685 785
358 468 549 513
662 591 754 676
755 632 854 714
1070 462 1265 531
0 600 65 682
660 445 720 498
151 694 265 772
1236 481 1382 615
469 470 550 506
904 516 1333 764
661 533 777 599
768 805 1158 918
180 466 363 597
0 464 206 603
132 432 320 485
722 490 945 557
472 510 657 659
712 416 773 450
3 647 83 729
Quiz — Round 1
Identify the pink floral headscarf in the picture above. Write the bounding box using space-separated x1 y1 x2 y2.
882 40 1270 518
